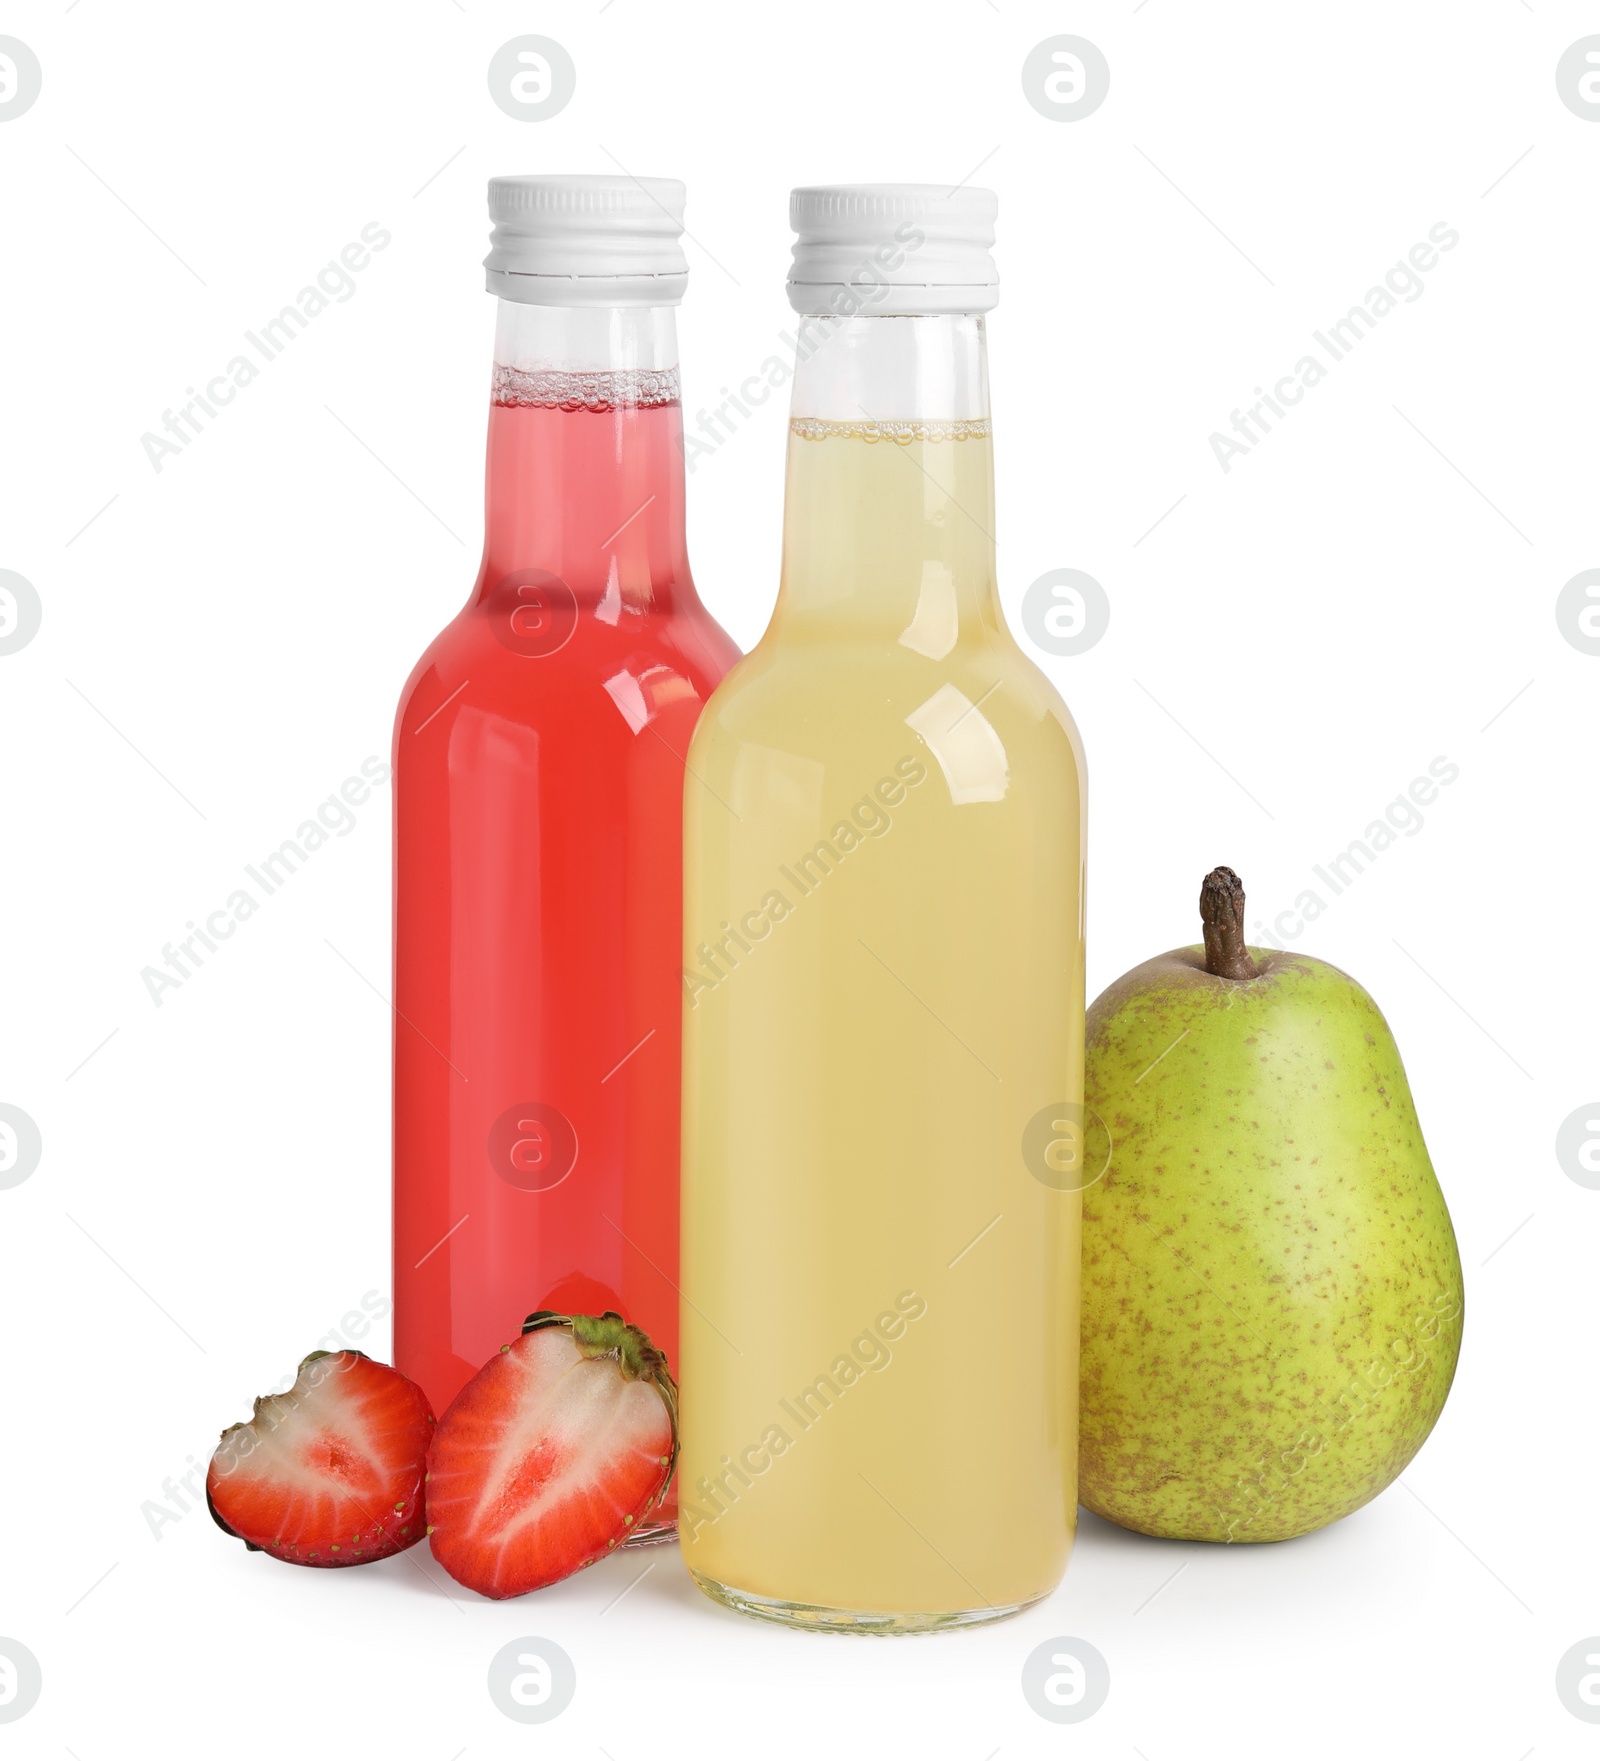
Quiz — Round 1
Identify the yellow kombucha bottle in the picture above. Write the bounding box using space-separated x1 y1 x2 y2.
679 186 1086 1633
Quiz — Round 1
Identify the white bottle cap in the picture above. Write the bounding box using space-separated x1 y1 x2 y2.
485 175 690 307
787 184 999 316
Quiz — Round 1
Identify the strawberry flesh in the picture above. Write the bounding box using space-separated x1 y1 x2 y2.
427 1316 676 1599
207 1350 434 1567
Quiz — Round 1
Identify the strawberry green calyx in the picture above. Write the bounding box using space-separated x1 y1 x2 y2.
523 1309 667 1382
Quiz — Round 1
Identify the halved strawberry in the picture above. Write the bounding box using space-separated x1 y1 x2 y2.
207 1350 434 1567
427 1311 678 1599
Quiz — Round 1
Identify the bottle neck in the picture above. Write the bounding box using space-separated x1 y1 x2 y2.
775 313 998 642
477 301 692 609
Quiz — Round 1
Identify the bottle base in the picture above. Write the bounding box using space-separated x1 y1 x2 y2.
623 1516 678 1548
688 1568 1046 1634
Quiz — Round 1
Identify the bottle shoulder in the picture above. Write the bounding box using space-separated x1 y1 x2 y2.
685 633 1086 827
694 632 1083 754
395 594 738 740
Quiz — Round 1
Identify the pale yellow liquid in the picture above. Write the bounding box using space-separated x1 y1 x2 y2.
679 420 1085 1629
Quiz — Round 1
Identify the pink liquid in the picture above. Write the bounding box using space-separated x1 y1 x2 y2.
393 383 737 1533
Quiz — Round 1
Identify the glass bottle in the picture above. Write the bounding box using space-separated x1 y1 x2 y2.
678 185 1085 1627
392 179 737 1543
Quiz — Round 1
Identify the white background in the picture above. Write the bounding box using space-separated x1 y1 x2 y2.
2 1 1596 1755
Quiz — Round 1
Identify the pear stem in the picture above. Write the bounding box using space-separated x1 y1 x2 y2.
1200 867 1258 980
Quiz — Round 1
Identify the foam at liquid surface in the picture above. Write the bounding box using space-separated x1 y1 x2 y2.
789 416 991 444
493 363 681 411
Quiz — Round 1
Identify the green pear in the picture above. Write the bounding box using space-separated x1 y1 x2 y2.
1080 867 1463 1543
